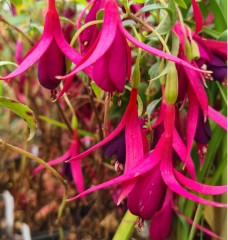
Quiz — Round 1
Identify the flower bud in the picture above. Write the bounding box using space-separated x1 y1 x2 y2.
191 40 200 60
164 63 178 104
184 38 192 61
38 40 66 89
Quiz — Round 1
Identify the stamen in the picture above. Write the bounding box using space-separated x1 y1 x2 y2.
114 161 124 173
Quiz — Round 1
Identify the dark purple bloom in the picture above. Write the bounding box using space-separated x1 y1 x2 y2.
103 129 126 165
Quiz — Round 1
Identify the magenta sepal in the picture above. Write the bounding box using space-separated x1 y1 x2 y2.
174 169 227 195
174 207 223 239
186 85 199 164
160 147 227 208
208 106 227 130
191 0 203 34
0 1 92 82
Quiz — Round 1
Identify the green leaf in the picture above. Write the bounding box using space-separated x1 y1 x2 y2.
175 0 187 9
0 61 18 68
146 98 161 116
38 115 68 129
0 97 37 140
9 0 23 6
59 16 75 26
153 0 177 35
202 27 220 39
209 0 227 33
112 210 138 240
217 30 227 41
90 81 104 99
140 4 174 22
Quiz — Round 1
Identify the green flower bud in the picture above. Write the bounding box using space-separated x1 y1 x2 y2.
191 40 200 60
184 38 192 61
164 63 178 104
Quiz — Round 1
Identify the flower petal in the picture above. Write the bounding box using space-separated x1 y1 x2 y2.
58 0 118 80
173 128 196 180
118 22 207 73
174 208 223 239
208 106 227 130
160 149 227 207
32 149 71 175
1 11 54 80
192 0 203 34
149 189 173 240
186 86 199 163
67 89 138 162
174 169 227 195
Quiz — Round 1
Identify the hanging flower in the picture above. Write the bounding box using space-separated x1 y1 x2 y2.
57 0 206 96
0 0 92 90
33 131 85 198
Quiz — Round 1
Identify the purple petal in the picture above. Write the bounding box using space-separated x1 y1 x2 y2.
58 0 118 80
68 89 138 162
38 39 65 89
127 165 166 220
67 128 171 202
108 28 129 92
52 10 93 78
1 11 54 80
149 189 173 240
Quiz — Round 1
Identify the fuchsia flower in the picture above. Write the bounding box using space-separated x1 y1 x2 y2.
67 102 227 239
173 22 227 166
58 0 207 97
33 131 85 197
0 0 92 90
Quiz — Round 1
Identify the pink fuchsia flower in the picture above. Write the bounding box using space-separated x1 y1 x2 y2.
58 0 206 96
173 22 227 166
0 0 92 90
32 131 85 198
193 35 227 83
67 88 146 201
68 103 227 207
78 0 105 54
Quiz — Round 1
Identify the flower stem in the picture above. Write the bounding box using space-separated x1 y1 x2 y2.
0 15 34 46
0 139 68 223
128 13 171 54
48 0 56 11
70 20 103 47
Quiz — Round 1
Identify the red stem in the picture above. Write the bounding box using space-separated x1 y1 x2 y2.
48 0 56 11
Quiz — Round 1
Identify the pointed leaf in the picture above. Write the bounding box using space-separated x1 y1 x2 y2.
0 97 37 140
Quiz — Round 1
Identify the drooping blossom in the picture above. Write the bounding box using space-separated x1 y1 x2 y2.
173 22 227 166
67 88 146 201
33 131 85 197
67 102 227 239
57 0 207 97
0 0 92 90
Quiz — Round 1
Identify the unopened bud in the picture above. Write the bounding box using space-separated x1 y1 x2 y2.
159 59 165 85
184 38 192 61
191 40 200 60
164 63 178 104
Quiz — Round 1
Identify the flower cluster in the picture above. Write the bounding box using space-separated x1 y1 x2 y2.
0 0 227 239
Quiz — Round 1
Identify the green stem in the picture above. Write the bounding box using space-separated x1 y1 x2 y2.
0 15 34 46
70 20 103 47
0 139 68 222
129 13 171 54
